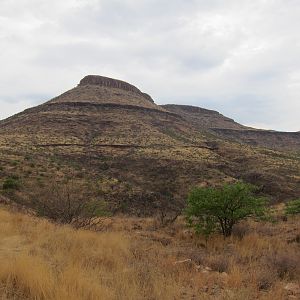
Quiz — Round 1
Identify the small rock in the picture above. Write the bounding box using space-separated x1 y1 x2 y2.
284 283 300 295
205 266 212 271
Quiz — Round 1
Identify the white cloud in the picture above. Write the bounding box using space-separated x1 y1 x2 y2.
0 0 299 131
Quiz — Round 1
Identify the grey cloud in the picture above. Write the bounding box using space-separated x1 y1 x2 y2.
0 0 299 131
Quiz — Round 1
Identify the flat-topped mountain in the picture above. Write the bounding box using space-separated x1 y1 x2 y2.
79 75 154 102
0 76 188 149
0 75 299 214
48 75 160 110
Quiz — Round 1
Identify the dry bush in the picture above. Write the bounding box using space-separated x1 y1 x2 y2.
267 250 300 279
254 265 277 291
253 222 276 237
188 250 207 265
231 222 250 240
25 179 108 228
207 255 230 273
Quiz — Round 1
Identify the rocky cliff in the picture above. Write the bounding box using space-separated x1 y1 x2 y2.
79 75 154 103
47 75 161 111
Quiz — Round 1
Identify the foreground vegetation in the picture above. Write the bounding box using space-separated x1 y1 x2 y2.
186 183 268 238
0 206 299 299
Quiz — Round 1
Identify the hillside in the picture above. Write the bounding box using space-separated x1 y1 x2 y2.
163 104 300 151
161 104 248 131
0 75 299 215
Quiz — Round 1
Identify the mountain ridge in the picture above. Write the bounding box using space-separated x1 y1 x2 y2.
2 75 298 135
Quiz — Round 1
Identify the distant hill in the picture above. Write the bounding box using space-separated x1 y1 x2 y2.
0 75 299 215
161 104 248 131
163 104 300 150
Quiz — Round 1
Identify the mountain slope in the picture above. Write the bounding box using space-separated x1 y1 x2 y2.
163 104 300 151
161 104 248 131
0 75 299 214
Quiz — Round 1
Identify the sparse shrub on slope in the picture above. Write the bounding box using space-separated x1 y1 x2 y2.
28 179 108 228
285 199 300 215
185 182 268 238
267 250 300 280
207 255 229 273
231 222 250 240
2 176 20 191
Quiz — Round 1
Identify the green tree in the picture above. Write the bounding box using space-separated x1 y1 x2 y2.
185 182 268 238
285 199 300 215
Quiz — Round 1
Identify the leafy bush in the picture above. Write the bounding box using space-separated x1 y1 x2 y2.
285 199 300 215
185 182 268 238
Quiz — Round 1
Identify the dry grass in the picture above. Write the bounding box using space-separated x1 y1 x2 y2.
0 207 300 299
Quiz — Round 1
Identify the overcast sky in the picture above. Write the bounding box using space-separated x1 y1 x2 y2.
1 0 300 131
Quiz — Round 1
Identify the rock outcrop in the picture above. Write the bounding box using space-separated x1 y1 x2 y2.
47 75 160 110
79 75 154 103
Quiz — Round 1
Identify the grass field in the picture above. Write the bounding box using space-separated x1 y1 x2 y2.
0 206 299 299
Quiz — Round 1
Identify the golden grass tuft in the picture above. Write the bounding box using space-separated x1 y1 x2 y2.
0 254 54 299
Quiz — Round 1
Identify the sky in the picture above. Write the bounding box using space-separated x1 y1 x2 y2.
0 0 300 131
